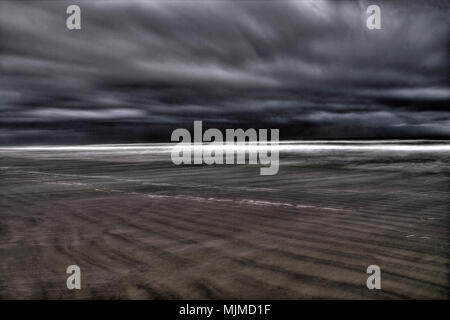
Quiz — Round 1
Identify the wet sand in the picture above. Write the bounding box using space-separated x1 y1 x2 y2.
0 143 449 299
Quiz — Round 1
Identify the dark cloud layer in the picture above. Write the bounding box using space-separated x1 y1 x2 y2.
0 0 449 144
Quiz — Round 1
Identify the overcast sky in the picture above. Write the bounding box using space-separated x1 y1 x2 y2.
0 0 449 144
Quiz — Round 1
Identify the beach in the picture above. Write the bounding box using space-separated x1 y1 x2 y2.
0 141 449 299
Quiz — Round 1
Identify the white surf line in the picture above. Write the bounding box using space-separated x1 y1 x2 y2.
1 141 449 152
172 143 450 152
0 145 172 151
278 139 450 144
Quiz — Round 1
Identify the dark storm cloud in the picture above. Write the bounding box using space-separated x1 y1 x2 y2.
0 0 449 143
